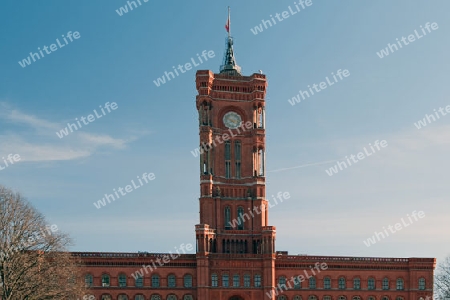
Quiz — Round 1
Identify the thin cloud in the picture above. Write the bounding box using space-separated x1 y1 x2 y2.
0 102 136 162
268 159 341 173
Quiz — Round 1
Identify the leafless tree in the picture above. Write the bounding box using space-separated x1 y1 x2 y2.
0 185 86 300
435 255 450 300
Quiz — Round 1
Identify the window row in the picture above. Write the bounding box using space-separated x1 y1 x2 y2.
211 273 261 287
224 141 241 179
99 294 193 300
275 296 407 300
85 274 193 288
276 276 427 290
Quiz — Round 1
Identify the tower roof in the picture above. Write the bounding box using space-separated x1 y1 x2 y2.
219 7 242 76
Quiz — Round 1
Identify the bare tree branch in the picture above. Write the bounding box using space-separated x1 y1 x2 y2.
0 185 86 300
435 255 450 300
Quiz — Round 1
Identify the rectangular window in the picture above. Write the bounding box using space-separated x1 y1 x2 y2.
254 275 261 287
168 276 176 287
135 276 143 287
244 274 250 287
152 275 159 287
212 274 218 287
119 275 127 287
354 278 361 290
233 275 240 287
223 274 229 287
294 276 301 289
324 278 331 289
368 279 375 290
235 141 241 178
225 142 231 178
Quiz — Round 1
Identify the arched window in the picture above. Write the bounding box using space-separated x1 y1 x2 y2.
368 278 375 290
382 296 389 300
418 278 426 290
354 277 361 290
235 141 241 178
353 297 361 300
368 297 375 300
244 274 251 287
294 296 302 300
211 274 218 287
168 274 176 287
101 274 110 287
167 295 177 300
118 295 128 300
224 206 231 229
152 274 160 287
323 297 331 300
308 296 318 300
294 276 301 289
184 274 192 287
135 275 143 287
382 278 389 290
309 277 317 289
150 296 161 300
183 296 193 300
396 297 404 300
338 296 346 300
254 274 262 287
222 274 229 287
339 277 346 289
84 274 93 287
237 207 244 230
118 274 127 287
233 274 240 287
225 141 231 178
324 277 331 289
278 296 287 300
101 295 112 300
396 278 404 290
134 296 144 300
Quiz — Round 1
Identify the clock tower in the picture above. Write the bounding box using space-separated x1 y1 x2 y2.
194 38 275 256
193 11 277 298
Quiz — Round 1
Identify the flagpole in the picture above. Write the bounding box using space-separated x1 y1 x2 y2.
228 6 231 38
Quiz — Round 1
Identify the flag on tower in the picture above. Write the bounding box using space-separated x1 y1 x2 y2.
225 7 230 32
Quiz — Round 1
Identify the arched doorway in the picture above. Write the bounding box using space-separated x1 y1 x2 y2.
229 297 244 300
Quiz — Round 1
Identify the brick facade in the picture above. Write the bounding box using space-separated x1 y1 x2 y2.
75 46 435 300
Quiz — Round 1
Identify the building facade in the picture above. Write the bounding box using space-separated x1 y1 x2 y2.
74 31 435 300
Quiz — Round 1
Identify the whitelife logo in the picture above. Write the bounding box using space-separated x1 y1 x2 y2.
414 104 450 129
363 211 425 247
0 154 21 171
190 121 253 158
325 140 388 176
376 22 439 59
250 0 313 35
266 262 328 299
153 50 215 87
93 172 155 209
56 102 118 139
18 31 81 68
130 243 194 280
228 192 290 229
115 0 149 16
288 69 350 106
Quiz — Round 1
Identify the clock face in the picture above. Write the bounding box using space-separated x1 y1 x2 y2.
223 112 242 129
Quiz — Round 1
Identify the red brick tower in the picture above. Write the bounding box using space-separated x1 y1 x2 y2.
194 11 276 298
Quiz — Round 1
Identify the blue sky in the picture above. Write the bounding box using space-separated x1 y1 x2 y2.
0 1 449 264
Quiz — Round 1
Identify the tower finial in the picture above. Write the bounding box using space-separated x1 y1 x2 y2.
220 7 242 76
